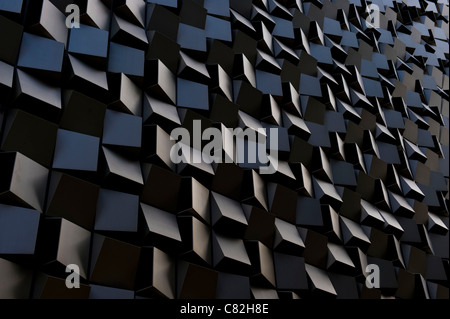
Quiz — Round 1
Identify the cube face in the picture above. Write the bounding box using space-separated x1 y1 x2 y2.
68 24 109 58
110 14 148 51
136 246 175 299
94 188 139 232
177 23 206 52
0 258 33 299
141 203 182 245
27 0 67 45
89 285 134 299
146 4 179 42
274 253 308 290
14 70 62 121
211 191 247 235
177 262 218 299
178 215 211 265
212 232 251 271
112 73 143 115
108 42 145 77
36 218 91 279
0 0 448 301
0 204 40 254
67 54 109 93
89 235 141 291
17 33 64 74
46 173 99 229
205 15 231 42
0 15 23 64
141 164 181 213
0 60 14 88
33 273 91 299
180 0 206 29
60 90 106 137
102 110 142 149
176 78 209 110
0 152 49 212
305 264 337 297
216 272 250 299
1 109 58 167
0 0 23 14
146 59 176 105
52 129 100 172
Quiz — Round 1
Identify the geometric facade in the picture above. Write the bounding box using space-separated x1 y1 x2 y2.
0 0 448 299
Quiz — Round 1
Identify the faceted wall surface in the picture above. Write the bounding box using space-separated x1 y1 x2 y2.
0 0 448 299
